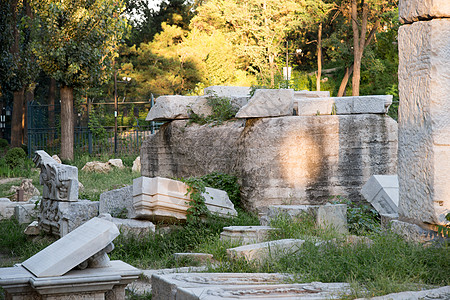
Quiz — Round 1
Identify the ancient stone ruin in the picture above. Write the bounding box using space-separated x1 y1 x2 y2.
0 217 140 299
396 0 450 232
141 86 398 212
33 150 98 237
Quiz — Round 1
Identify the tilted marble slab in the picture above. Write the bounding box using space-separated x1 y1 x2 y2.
22 217 119 277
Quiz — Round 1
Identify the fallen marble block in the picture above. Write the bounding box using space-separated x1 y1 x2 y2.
151 272 350 300
151 273 292 300
220 226 276 245
261 204 348 234
390 220 443 244
334 95 392 114
356 285 450 300
235 89 294 118
0 198 18 220
39 198 99 237
227 239 305 261
24 221 40 236
14 202 38 224
293 97 334 116
133 177 237 222
146 95 198 121
100 185 136 219
99 213 155 238
0 260 140 300
361 175 399 215
22 217 119 277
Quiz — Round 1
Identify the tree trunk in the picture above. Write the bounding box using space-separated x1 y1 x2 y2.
60 85 74 161
337 65 354 97
48 78 56 145
23 86 34 145
269 54 275 87
316 23 323 91
11 88 24 147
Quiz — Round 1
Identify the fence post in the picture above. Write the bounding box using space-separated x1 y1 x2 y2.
88 130 93 155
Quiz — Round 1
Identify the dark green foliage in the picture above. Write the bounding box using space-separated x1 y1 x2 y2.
199 172 241 208
334 196 381 235
0 139 8 150
4 147 27 169
181 176 209 223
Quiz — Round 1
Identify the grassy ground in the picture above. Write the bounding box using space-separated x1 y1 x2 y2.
0 153 448 299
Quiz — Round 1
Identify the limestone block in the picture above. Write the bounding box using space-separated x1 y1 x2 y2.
133 176 191 222
22 217 119 277
294 90 330 98
141 115 398 212
399 0 450 24
24 221 40 235
100 185 136 219
293 98 334 116
151 273 292 300
390 220 442 244
39 198 99 237
235 89 294 118
356 286 450 300
0 198 15 219
263 204 348 234
204 86 251 97
227 239 305 261
361 175 399 215
220 226 276 245
203 187 237 218
190 95 213 117
14 203 38 224
81 161 113 173
398 19 450 226
132 156 141 173
146 95 198 121
9 179 40 202
133 177 236 222
334 95 392 114
173 253 213 264
34 150 79 201
108 158 124 169
111 217 155 237
176 282 352 300
0 261 140 299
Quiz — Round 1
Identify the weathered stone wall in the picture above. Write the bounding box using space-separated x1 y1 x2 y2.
141 115 397 212
398 6 450 226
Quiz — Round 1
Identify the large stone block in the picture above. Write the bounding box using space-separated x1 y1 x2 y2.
0 261 140 300
334 95 392 114
39 198 99 237
220 226 276 245
0 198 15 219
235 89 294 118
398 19 450 225
141 114 398 212
146 95 198 121
133 177 236 222
390 220 443 244
176 282 351 300
262 204 348 234
227 239 305 261
151 273 291 300
204 86 251 97
357 286 450 300
399 0 450 24
33 150 79 201
361 175 399 215
14 203 38 224
22 217 119 277
100 185 136 219
293 98 334 116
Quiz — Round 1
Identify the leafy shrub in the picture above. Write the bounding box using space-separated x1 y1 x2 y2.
333 196 380 235
0 139 8 149
4 147 27 169
188 95 238 126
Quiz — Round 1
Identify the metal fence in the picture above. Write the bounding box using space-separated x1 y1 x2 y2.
27 101 162 157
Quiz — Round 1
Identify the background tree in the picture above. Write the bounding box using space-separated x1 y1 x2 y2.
31 0 128 160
